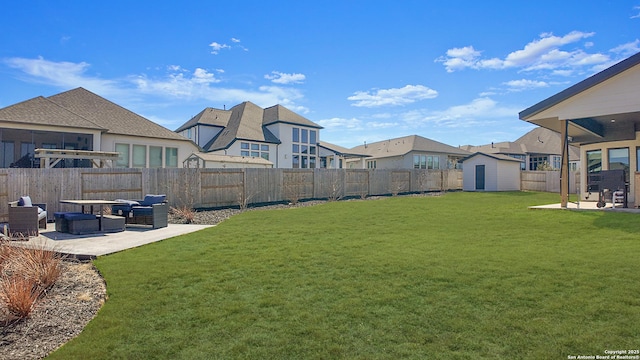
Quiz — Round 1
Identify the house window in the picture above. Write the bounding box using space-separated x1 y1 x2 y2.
165 147 178 168
149 146 163 168
367 160 376 169
529 156 549 170
608 147 629 181
241 142 269 159
1 141 14 168
413 155 439 169
186 128 192 139
292 155 299 168
132 145 146 168
291 127 316 168
586 150 601 173
116 143 130 168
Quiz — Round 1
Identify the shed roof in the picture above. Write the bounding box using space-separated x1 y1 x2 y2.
186 152 273 165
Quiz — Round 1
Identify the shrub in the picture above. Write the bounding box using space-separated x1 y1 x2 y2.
0 275 41 318
0 242 63 320
170 206 196 224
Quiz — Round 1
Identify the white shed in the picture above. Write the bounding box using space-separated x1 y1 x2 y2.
183 152 273 168
462 152 523 191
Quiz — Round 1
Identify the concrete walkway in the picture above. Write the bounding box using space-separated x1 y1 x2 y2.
530 200 640 213
11 222 214 259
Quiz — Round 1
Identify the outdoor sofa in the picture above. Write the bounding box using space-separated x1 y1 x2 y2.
112 194 168 229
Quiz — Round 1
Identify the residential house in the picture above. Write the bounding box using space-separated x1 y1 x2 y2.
520 51 640 207
461 127 580 171
0 87 199 168
318 141 370 169
176 101 368 168
347 135 471 170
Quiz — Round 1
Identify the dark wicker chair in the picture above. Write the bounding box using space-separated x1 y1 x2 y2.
8 196 47 238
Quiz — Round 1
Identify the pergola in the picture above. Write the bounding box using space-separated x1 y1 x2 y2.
35 148 120 169
520 52 640 208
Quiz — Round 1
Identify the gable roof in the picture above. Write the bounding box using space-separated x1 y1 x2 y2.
0 96 106 130
460 141 526 156
263 104 322 128
318 141 370 158
350 135 470 159
461 152 524 163
175 107 230 132
179 101 321 151
47 87 189 141
520 52 640 120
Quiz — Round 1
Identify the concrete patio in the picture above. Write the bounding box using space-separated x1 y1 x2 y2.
530 200 640 213
6 222 214 260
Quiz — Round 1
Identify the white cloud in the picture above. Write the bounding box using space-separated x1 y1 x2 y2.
209 41 231 54
631 6 640 19
399 97 521 128
503 79 549 91
317 117 363 130
231 38 241 43
610 39 640 56
3 57 307 110
3 56 118 95
264 71 306 84
438 31 608 73
348 84 438 107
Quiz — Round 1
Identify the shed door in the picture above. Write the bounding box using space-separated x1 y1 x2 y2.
475 165 485 190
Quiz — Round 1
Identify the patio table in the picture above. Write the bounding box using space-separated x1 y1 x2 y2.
59 199 122 231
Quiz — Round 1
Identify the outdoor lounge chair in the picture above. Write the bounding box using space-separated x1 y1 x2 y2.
112 194 168 229
8 196 47 238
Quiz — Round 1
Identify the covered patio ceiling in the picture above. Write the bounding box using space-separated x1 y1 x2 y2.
519 51 640 145
530 111 640 145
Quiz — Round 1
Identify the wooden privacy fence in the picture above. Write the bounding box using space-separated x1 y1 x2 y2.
520 171 580 194
0 168 463 222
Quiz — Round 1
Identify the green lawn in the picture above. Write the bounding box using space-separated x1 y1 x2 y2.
49 192 640 359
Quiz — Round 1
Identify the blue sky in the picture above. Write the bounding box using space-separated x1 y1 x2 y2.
1 1 639 149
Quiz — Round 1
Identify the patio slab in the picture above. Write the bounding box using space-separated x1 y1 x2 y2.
530 200 640 213
9 222 214 259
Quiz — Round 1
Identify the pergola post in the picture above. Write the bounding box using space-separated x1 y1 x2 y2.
560 119 569 208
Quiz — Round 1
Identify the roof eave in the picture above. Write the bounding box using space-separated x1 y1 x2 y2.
519 51 640 121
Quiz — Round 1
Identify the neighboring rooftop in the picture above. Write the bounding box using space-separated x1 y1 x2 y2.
351 135 471 158
178 101 322 152
48 87 190 141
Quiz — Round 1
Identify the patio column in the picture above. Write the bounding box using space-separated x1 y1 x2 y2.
560 119 569 208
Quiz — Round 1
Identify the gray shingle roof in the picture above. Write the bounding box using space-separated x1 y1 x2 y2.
350 135 471 158
179 101 321 151
48 87 190 142
461 152 525 163
318 141 369 157
0 95 106 130
175 107 230 133
263 104 322 128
